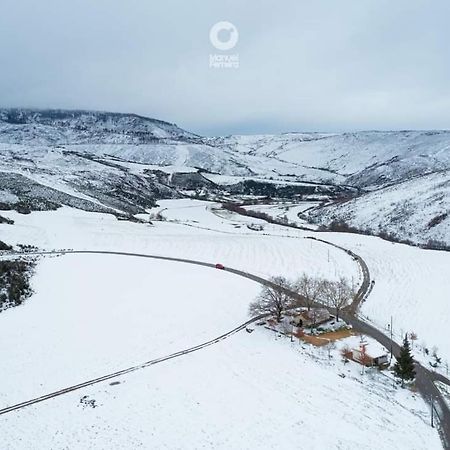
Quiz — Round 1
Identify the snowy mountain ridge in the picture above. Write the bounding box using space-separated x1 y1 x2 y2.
218 130 450 188
0 108 449 246
0 108 201 145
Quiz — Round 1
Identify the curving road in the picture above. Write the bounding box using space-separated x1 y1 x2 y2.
2 248 450 448
304 237 449 448
304 236 371 313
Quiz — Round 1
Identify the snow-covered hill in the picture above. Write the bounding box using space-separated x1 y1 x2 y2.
220 130 450 189
216 130 450 246
0 108 449 246
0 144 179 214
0 108 201 145
0 204 446 449
308 170 450 247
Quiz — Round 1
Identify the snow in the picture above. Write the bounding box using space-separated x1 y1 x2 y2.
255 130 450 185
0 254 260 407
2 116 449 246
0 203 360 283
308 170 450 246
242 201 322 227
1 201 448 369
0 200 446 449
316 232 450 364
0 324 439 449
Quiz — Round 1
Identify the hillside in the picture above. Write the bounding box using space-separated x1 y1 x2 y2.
308 170 450 247
221 130 450 189
0 108 201 145
0 108 449 246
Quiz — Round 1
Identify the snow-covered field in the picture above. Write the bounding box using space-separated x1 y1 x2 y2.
0 200 447 449
0 254 260 407
321 232 450 365
0 316 439 449
2 199 449 365
0 203 359 283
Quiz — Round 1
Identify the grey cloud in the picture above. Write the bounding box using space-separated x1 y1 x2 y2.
0 0 449 135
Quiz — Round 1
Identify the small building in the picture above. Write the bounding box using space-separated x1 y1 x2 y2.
352 342 389 367
293 308 331 328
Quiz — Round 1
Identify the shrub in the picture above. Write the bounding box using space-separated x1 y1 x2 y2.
0 215 14 225
0 259 35 310
0 241 12 251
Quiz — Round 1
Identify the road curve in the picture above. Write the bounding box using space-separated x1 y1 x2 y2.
304 236 371 313
3 249 450 448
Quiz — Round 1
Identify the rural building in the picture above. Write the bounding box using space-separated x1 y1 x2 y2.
352 342 389 367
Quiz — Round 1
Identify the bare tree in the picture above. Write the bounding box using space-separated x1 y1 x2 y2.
359 345 373 375
322 277 355 322
293 273 324 310
409 331 418 349
340 344 352 363
325 340 337 359
249 276 293 322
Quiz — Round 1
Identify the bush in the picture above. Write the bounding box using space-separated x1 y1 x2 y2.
0 259 35 310
319 220 450 251
0 241 12 251
0 215 14 225
427 213 448 229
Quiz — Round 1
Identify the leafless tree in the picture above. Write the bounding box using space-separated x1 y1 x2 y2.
326 340 337 359
359 346 373 375
322 277 355 322
248 276 293 322
293 273 325 310
340 344 352 363
409 331 418 349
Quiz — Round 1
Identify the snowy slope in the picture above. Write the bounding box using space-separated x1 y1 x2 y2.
0 108 201 145
0 109 314 179
0 205 444 449
0 144 177 214
1 108 449 245
308 170 450 246
215 130 450 245
2 202 449 365
221 130 450 188
315 231 450 367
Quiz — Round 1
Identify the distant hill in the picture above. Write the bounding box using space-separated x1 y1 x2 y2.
0 108 448 246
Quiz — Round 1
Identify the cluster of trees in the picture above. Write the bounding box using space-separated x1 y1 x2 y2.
248 273 356 322
0 259 35 310
226 180 319 198
221 202 303 230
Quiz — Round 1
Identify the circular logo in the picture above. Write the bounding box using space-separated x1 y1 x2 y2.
209 21 239 51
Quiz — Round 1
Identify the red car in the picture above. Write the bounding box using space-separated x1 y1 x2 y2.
215 263 225 270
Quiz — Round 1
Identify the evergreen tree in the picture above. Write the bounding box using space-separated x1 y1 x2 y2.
394 335 416 386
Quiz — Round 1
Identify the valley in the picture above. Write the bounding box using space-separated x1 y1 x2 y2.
0 109 449 449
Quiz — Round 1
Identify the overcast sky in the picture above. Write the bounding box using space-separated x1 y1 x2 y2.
0 0 449 135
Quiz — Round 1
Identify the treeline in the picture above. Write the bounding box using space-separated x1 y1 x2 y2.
221 202 306 230
0 259 35 310
319 220 450 252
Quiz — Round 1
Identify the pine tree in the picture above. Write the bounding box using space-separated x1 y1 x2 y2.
394 335 416 387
